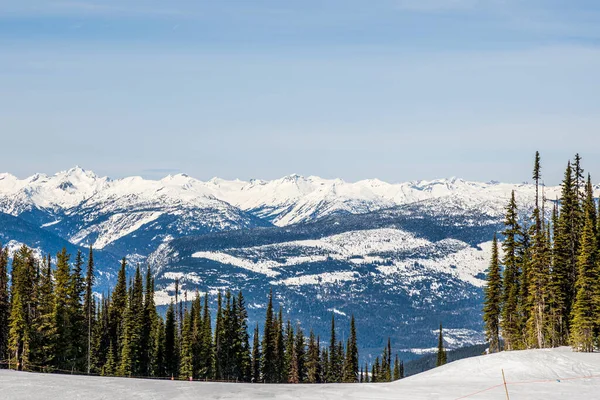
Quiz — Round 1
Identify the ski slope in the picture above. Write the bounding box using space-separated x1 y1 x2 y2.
1 347 599 399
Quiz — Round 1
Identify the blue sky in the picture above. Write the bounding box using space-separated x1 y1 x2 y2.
2 0 600 184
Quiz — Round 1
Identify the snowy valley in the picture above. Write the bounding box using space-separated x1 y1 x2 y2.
0 167 580 358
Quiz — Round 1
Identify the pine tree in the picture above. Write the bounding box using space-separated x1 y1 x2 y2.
53 248 73 370
306 330 321 383
533 151 542 211
235 291 251 382
110 258 128 365
327 314 338 382
142 267 158 376
9 246 37 370
31 255 56 370
69 250 86 371
483 234 502 353
0 245 10 361
294 325 306 383
343 315 359 382
569 207 598 352
275 307 285 383
393 354 400 380
199 293 213 379
500 191 522 350
179 303 194 380
552 162 580 344
128 266 144 375
103 341 116 376
83 246 95 374
526 209 551 349
284 320 294 381
251 323 261 383
261 290 276 383
436 324 447 367
164 301 178 378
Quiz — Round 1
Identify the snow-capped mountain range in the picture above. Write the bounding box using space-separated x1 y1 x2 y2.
0 167 582 358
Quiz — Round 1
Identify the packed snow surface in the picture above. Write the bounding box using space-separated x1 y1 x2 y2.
1 347 599 399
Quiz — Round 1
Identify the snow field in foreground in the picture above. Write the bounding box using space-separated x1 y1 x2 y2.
1 347 599 400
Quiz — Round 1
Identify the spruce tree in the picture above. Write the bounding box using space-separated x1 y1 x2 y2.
0 245 10 361
199 294 213 379
31 255 56 370
69 250 86 371
569 209 598 352
436 324 447 367
110 258 128 365
327 314 338 382
164 301 178 378
483 234 502 353
53 248 73 370
306 330 321 383
500 191 522 350
343 315 359 382
83 246 95 374
179 303 194 379
261 290 276 383
294 325 306 383
393 354 400 381
9 246 37 370
251 323 261 383
552 162 580 344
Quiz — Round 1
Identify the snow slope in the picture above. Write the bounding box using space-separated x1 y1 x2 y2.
1 347 598 399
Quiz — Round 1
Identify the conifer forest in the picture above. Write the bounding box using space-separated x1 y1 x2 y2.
0 245 405 383
483 152 600 353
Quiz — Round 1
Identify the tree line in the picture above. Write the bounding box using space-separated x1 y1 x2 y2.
483 152 600 353
0 244 406 382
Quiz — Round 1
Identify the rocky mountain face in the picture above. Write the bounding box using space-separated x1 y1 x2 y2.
0 167 570 357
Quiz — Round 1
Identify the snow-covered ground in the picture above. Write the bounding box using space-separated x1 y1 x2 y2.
2 347 598 399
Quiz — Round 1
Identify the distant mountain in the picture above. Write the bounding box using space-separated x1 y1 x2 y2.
0 167 574 357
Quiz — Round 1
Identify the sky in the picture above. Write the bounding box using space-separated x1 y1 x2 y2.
2 0 600 185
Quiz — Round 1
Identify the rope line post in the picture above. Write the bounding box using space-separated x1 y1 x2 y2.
502 369 510 400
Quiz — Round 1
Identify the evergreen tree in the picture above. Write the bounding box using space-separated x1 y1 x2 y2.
393 354 401 381
83 246 95 374
284 320 294 380
199 294 213 379
164 301 178 378
500 191 523 350
0 245 10 361
275 307 285 383
569 208 598 352
526 213 551 349
251 324 261 383
552 162 580 344
179 303 194 379
343 315 359 382
533 151 542 211
69 250 86 371
306 331 321 383
327 314 339 382
9 246 37 370
294 325 306 383
436 324 447 367
31 255 56 370
110 258 128 365
483 234 502 352
261 290 276 382
103 341 116 376
53 248 73 370
235 291 251 382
